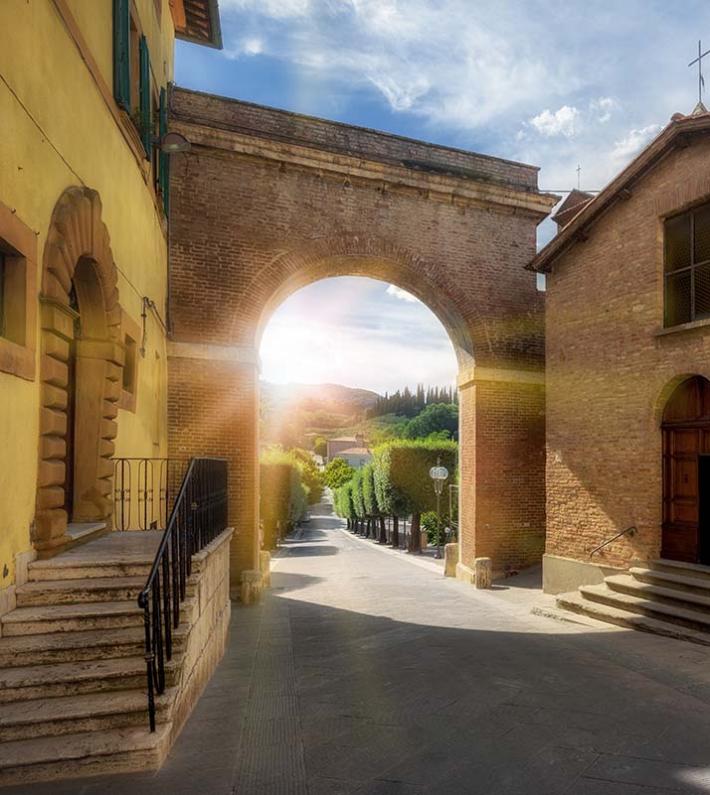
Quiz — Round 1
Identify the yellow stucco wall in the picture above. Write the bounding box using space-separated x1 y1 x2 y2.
0 0 175 590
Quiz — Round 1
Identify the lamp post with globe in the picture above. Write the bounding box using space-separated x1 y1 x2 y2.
429 457 449 559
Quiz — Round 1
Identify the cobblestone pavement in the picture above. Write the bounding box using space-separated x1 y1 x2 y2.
13 500 710 794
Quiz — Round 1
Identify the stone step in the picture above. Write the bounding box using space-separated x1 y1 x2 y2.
28 559 153 582
556 591 710 646
0 625 187 667
0 601 143 636
0 724 172 787
605 573 710 610
630 566 710 596
15 576 146 607
578 583 710 633
1 598 195 636
649 558 710 581
0 656 180 704
0 688 176 742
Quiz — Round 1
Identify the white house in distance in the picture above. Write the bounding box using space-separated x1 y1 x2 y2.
327 433 372 469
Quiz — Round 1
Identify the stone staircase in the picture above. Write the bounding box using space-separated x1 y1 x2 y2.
556 559 710 645
0 537 190 786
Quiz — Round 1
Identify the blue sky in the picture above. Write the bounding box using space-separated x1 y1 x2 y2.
175 0 710 393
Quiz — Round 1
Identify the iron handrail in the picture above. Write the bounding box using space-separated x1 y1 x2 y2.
137 457 228 731
589 526 636 559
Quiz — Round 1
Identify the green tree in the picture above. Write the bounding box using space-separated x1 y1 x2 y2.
323 457 355 489
292 448 324 504
372 439 457 553
313 435 328 458
362 463 387 543
260 448 309 549
403 403 459 440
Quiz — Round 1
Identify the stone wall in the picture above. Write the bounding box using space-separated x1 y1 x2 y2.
168 528 233 745
543 136 710 589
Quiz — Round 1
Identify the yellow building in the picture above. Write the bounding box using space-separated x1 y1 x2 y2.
0 0 221 616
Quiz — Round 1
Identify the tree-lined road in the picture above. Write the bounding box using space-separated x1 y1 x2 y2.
14 499 710 794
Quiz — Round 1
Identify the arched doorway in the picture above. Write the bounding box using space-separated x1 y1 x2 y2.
662 375 710 563
35 187 123 553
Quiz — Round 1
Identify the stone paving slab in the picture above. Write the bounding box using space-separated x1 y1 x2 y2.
10 501 710 793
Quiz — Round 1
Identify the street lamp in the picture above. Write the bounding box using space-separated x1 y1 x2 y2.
429 457 449 559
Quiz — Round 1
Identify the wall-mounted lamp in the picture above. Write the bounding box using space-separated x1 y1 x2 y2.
157 132 191 154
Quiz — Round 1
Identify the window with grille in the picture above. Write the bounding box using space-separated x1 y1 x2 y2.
664 201 710 327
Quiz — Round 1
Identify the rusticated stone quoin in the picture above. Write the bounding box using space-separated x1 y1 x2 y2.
35 187 124 552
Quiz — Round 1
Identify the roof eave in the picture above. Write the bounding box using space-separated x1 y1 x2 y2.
528 114 710 273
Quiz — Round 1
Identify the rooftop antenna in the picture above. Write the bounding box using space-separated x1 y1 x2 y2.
689 39 710 112
576 164 581 190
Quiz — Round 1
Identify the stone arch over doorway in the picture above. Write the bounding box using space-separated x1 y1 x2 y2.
167 87 557 594
661 374 710 564
35 186 123 552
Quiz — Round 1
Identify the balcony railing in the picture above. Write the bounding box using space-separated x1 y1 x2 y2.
112 457 171 531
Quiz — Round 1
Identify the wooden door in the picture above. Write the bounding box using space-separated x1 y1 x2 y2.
662 377 710 563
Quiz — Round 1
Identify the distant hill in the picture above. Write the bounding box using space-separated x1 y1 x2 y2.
260 382 380 445
261 382 379 416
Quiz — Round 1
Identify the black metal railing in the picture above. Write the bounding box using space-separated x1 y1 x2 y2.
137 457 228 731
589 526 636 559
113 458 171 531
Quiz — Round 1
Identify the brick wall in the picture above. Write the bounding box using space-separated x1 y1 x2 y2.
545 136 710 569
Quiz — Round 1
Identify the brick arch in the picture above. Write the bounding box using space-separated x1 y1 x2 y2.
35 187 123 552
249 234 475 369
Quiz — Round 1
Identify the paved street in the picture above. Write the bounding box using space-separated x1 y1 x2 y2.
14 499 710 794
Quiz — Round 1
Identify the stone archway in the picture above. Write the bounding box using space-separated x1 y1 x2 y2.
167 88 556 594
35 187 123 552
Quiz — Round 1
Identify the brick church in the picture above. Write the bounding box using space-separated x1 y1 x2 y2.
531 104 710 630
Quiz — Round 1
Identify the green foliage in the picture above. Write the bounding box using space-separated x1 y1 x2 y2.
259 448 309 548
291 448 324 504
372 438 457 518
313 435 328 457
368 384 458 419
323 457 355 489
422 511 446 545
361 463 381 517
403 403 458 441
334 481 356 520
350 468 367 519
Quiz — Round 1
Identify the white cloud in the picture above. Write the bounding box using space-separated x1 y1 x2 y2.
611 124 663 163
590 96 617 123
219 0 312 17
386 285 418 303
529 106 580 138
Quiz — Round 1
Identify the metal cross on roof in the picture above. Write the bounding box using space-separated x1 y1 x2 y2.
689 39 710 105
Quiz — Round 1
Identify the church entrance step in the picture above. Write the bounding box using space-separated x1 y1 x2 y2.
629 566 710 596
578 583 710 633
555 591 710 646
648 558 710 581
604 574 710 610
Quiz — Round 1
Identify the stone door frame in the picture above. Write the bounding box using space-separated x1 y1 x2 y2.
34 187 123 553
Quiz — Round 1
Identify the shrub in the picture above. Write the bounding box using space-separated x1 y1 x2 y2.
260 448 309 549
323 457 355 489
372 438 457 552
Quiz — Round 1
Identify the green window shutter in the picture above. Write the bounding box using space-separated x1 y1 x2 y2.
159 87 170 217
113 0 130 110
139 36 152 157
